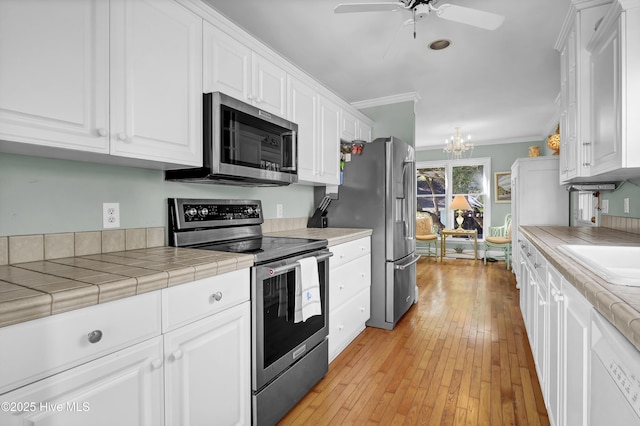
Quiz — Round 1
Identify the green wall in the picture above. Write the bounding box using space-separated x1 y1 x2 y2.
0 153 314 236
359 101 415 147
602 178 640 217
415 139 553 227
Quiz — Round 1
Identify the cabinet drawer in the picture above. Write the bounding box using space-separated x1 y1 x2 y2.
0 291 162 394
330 254 371 311
330 237 371 269
162 268 249 332
329 288 370 361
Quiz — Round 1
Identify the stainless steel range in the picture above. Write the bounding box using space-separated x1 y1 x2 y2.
168 198 330 426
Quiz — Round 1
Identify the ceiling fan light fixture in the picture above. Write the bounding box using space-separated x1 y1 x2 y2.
429 39 450 50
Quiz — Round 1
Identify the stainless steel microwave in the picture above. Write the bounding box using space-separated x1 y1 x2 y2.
165 92 298 186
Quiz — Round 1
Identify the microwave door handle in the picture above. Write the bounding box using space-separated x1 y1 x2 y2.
280 130 297 171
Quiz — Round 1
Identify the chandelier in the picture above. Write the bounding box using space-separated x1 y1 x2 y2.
443 127 473 159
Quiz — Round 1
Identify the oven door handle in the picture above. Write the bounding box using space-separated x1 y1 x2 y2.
264 252 333 276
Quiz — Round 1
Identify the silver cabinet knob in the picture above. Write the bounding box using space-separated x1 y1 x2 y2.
87 330 103 344
97 128 107 137
211 292 223 302
151 359 163 369
172 349 184 361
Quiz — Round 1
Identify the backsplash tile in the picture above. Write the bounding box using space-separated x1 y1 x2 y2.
0 237 7 265
1 228 166 265
44 233 75 260
8 235 44 264
101 230 125 253
75 231 102 256
125 228 146 250
601 215 640 234
146 227 165 248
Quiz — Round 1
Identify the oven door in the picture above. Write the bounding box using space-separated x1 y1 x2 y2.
251 249 330 391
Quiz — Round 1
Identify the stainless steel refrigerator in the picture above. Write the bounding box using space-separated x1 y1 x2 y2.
324 137 418 330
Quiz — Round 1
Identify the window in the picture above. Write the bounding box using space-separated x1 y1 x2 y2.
417 158 491 239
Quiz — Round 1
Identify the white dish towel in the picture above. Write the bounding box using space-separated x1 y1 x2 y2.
294 257 322 323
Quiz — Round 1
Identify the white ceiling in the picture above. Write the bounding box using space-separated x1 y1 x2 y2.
203 0 571 150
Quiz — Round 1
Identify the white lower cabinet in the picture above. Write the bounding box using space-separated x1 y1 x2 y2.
0 336 165 426
164 301 250 426
328 237 371 361
517 234 591 426
0 269 251 426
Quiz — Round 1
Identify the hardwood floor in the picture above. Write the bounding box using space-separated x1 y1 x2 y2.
278 257 549 425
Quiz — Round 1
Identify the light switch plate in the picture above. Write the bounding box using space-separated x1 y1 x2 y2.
624 198 630 214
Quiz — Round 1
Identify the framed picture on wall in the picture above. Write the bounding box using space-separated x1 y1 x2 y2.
494 171 511 203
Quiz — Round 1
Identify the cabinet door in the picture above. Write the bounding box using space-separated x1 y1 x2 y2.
204 23 251 101
534 277 548 396
110 0 202 167
252 53 287 117
0 0 109 152
358 120 373 143
589 22 620 175
547 267 564 426
0 337 164 426
563 280 590 426
288 76 318 183
340 109 358 142
317 95 341 185
164 301 250 426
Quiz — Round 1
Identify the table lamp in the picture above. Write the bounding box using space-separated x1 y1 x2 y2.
449 195 471 230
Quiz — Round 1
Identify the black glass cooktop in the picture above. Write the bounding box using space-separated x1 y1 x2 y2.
194 236 327 264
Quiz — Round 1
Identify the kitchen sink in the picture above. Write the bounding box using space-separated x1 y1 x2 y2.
558 245 640 287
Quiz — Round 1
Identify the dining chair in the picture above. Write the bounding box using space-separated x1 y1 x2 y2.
416 213 439 257
484 213 512 269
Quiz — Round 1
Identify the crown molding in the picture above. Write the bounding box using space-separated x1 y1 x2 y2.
351 92 421 111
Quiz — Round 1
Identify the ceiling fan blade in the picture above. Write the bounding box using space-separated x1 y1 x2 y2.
435 4 505 30
383 18 414 58
334 2 406 14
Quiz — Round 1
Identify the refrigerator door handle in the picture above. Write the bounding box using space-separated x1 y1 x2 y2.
395 254 421 270
402 160 416 240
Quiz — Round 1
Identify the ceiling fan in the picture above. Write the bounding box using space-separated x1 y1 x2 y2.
334 0 505 34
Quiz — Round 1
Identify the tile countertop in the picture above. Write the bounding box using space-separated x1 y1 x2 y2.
520 226 640 351
265 227 373 246
0 247 254 329
0 227 372 330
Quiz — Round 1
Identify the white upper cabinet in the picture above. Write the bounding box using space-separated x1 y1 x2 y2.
0 0 110 153
556 0 640 182
317 95 342 185
0 0 203 168
204 23 287 118
586 0 640 176
340 108 373 143
110 0 203 166
288 76 318 183
341 109 359 142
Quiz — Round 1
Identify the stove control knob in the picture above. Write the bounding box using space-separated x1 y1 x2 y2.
185 208 197 218
198 207 209 217
246 207 254 215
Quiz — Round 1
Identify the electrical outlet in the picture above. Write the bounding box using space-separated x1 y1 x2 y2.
624 198 630 214
103 203 120 228
276 204 283 218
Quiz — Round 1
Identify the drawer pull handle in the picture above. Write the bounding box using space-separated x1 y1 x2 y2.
533 263 540 269
361 273 365 278
97 128 107 137
151 359 163 369
337 325 344 331
360 307 365 312
211 292 223 302
173 349 184 361
87 330 103 344
339 284 345 290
